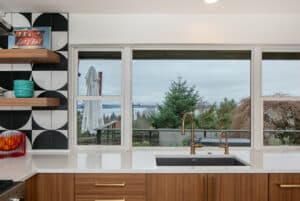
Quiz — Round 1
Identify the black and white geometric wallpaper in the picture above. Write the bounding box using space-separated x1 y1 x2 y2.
0 13 69 150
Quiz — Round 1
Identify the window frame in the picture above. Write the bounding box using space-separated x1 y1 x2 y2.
70 46 131 149
69 44 300 151
260 46 300 149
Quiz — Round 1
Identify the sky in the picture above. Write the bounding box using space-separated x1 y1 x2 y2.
78 59 300 105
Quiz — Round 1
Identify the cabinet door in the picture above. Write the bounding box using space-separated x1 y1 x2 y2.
25 173 75 201
269 174 300 201
207 174 268 201
146 174 206 201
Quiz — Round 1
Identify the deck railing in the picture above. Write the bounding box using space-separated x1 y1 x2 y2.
78 128 300 146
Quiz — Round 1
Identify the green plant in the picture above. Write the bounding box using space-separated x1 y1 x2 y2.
150 77 201 129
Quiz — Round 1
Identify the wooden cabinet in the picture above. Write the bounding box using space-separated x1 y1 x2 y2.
146 174 206 201
269 174 300 201
25 173 300 201
25 173 74 201
207 174 268 201
75 174 146 201
146 173 267 201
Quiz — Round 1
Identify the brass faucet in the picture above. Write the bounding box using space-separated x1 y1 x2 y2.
181 113 204 155
219 132 229 155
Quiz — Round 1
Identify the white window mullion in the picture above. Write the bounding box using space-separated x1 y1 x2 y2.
252 47 263 150
77 96 121 102
69 47 79 149
122 47 133 150
263 96 300 102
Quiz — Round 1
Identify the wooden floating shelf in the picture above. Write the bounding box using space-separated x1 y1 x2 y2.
0 98 60 107
0 49 60 64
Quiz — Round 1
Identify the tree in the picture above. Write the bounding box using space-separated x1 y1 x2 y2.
198 98 237 130
198 104 218 129
217 98 237 129
151 77 201 128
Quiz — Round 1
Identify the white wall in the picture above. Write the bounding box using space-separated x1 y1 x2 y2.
69 14 300 44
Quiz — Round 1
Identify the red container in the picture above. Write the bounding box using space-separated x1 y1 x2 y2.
0 130 26 158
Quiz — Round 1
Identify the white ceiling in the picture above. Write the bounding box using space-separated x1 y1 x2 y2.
0 0 300 14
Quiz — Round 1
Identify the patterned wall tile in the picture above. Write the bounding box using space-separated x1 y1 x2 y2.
11 13 31 27
51 110 68 130
32 130 68 149
12 64 32 71
33 13 68 31
52 71 68 90
0 111 32 130
0 36 8 49
18 117 32 130
0 12 69 150
52 32 68 51
32 110 67 130
32 71 67 91
32 111 52 130
32 71 52 90
0 64 12 71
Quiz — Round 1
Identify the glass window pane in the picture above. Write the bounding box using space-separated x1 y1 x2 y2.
77 100 121 145
262 52 300 96
78 54 121 96
132 50 251 147
263 101 300 146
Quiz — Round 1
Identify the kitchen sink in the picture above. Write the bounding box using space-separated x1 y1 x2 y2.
156 155 248 166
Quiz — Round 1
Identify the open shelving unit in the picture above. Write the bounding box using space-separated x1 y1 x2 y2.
0 49 61 107
0 49 60 64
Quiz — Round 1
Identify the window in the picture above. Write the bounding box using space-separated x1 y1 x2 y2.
262 52 300 146
76 51 122 145
262 52 300 96
132 50 251 147
72 46 300 149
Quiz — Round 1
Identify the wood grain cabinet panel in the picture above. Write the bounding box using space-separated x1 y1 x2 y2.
207 174 268 201
76 194 144 201
25 173 74 201
75 174 146 201
146 174 207 201
269 174 300 201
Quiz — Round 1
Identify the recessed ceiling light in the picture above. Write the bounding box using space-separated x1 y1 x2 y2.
204 0 219 4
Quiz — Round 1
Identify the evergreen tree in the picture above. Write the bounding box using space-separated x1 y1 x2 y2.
151 77 201 128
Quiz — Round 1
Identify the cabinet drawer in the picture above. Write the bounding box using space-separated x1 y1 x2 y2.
76 195 145 201
269 174 300 201
75 174 146 196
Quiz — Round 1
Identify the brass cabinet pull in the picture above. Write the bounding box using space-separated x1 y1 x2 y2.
279 184 300 188
94 183 126 187
95 199 125 201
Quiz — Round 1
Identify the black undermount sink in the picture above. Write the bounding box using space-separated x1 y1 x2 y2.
156 156 248 166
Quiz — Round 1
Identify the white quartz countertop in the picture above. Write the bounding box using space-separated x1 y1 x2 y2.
1 149 300 181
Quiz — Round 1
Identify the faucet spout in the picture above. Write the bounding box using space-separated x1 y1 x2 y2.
182 113 204 155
